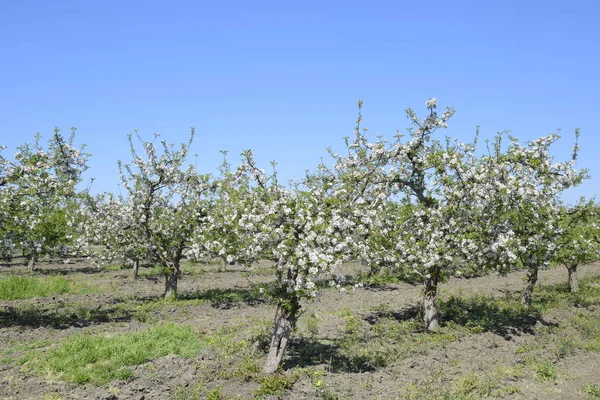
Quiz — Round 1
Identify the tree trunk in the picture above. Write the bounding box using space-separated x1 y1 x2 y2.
422 268 440 331
28 255 37 272
567 264 579 293
163 260 180 300
263 298 300 374
133 259 140 279
522 266 538 307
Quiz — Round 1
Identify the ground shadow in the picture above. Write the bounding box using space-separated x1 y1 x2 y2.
0 303 133 329
180 287 266 307
284 337 377 373
439 295 555 338
362 283 403 292
34 266 104 276
363 304 421 326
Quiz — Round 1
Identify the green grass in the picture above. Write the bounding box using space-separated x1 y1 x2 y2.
0 276 91 300
571 313 600 351
534 275 600 310
440 292 540 335
23 323 205 385
584 384 600 398
1 339 51 364
255 373 298 398
533 360 557 381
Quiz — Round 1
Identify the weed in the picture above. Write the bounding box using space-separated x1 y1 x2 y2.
23 323 204 385
207 387 226 400
301 312 320 339
555 337 577 359
179 287 265 306
503 385 521 395
440 293 540 337
254 373 298 397
0 301 132 329
43 394 64 400
533 360 557 381
316 386 340 400
1 339 51 363
571 313 600 351
584 384 600 398
342 314 362 336
0 276 91 300
170 379 208 400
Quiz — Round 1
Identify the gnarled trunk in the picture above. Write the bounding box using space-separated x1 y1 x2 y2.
263 296 300 374
423 268 440 331
567 264 579 293
522 266 538 307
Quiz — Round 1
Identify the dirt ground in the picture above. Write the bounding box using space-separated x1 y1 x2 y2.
0 259 599 400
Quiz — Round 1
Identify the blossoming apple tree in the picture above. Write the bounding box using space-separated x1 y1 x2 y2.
87 192 150 277
330 99 495 331
0 129 90 269
554 199 600 292
482 132 586 306
103 130 215 299
200 148 381 373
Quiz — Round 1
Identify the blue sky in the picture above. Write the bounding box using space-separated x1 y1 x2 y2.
1 0 597 203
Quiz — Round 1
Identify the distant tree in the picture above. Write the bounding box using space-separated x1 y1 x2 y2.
483 132 586 306
0 129 90 269
554 199 600 292
87 192 149 278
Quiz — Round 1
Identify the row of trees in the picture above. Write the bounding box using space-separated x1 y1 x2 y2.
1 100 598 372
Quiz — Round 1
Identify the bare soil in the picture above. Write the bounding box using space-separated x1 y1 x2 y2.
0 259 599 400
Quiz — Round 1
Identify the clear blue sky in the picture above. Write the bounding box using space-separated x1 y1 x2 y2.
1 0 598 203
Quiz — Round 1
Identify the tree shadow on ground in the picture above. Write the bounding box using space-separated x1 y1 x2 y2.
439 294 555 338
34 266 103 276
0 303 133 329
363 304 421 325
0 263 103 276
180 287 266 308
284 337 377 373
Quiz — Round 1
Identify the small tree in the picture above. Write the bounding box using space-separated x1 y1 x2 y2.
554 199 600 292
485 133 586 306
209 150 378 373
115 130 215 299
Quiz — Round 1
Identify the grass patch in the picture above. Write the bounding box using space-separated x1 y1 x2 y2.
202 322 267 381
23 322 204 385
340 316 458 371
571 313 600 351
288 311 458 372
584 383 600 398
1 339 51 364
534 275 600 310
533 360 557 381
0 276 91 300
399 364 526 399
